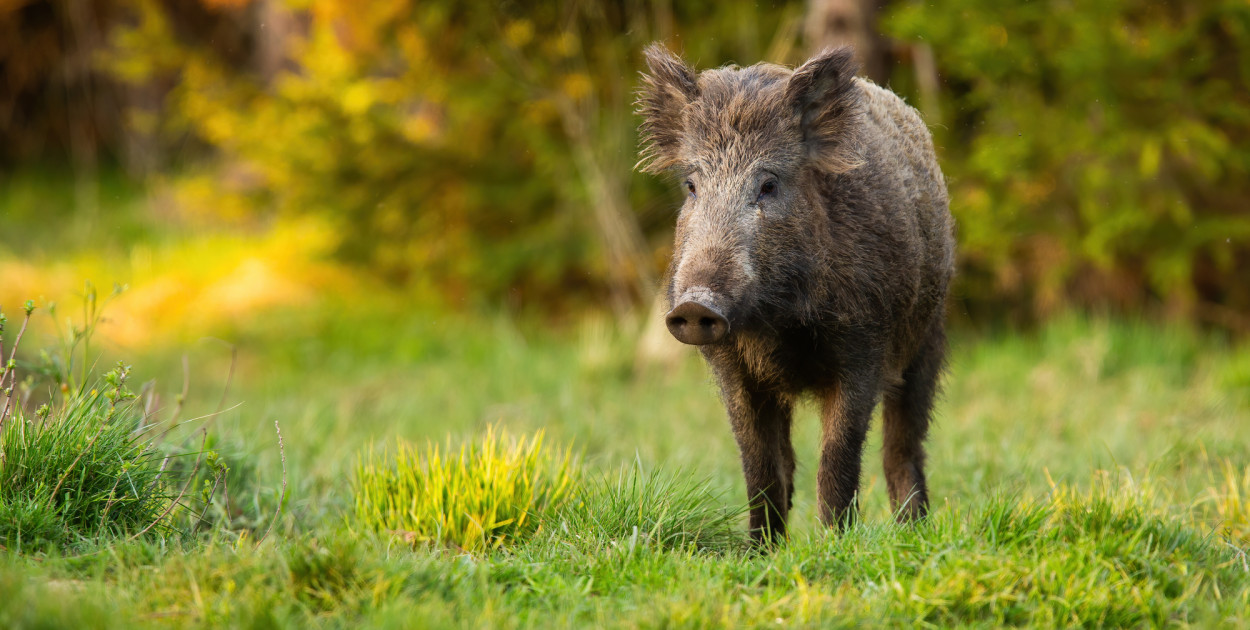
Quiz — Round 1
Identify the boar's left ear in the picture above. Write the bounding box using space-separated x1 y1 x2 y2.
785 47 864 173
636 43 699 174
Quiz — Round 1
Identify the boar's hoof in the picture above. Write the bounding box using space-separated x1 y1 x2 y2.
666 300 729 345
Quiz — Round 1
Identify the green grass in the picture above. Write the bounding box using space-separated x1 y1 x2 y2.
543 463 747 554
1 475 1244 627
1 298 1248 626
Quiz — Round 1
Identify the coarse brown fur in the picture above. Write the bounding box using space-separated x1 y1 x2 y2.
637 43 955 544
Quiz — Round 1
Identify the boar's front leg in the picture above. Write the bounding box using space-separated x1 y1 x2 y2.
817 377 877 530
719 373 796 545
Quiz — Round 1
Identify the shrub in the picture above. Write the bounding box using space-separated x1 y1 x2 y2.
885 0 1250 324
352 426 575 552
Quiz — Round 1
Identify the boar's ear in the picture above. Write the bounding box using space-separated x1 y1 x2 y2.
785 47 864 173
636 43 699 174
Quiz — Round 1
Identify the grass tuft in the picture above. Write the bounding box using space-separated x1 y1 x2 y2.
0 365 177 551
1200 459 1250 545
352 426 575 552
0 297 232 553
544 462 746 554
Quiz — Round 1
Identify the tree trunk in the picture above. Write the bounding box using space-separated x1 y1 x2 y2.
804 0 890 84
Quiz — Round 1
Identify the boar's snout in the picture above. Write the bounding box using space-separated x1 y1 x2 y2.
666 298 729 345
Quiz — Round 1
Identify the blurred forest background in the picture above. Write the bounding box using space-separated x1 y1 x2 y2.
2 0 1248 342
5 4 1250 624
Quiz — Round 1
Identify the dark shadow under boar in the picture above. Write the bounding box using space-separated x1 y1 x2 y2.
637 43 955 544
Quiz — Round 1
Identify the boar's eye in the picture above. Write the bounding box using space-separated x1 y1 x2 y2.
685 180 696 196
758 179 778 200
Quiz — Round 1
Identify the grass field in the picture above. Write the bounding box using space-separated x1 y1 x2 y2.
2 178 1249 627
1 302 1248 628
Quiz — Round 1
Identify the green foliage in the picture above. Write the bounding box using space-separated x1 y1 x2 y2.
13 1 1249 321
103 0 805 307
885 0 1250 322
353 426 576 551
182 438 277 536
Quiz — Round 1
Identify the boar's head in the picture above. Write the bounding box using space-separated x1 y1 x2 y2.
637 43 863 345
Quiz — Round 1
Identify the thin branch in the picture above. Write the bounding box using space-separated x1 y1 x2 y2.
193 470 225 533
220 469 233 530
1 310 32 390
98 470 126 527
138 380 157 433
0 309 34 428
145 456 171 496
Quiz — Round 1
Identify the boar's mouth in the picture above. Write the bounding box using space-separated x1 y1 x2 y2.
665 287 730 345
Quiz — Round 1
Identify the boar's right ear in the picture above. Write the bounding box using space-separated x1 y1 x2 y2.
785 47 864 173
636 43 698 174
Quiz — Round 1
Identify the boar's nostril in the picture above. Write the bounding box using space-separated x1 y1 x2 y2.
665 300 729 345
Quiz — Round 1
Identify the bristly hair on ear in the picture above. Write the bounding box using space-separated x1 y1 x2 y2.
635 43 699 174
784 47 865 174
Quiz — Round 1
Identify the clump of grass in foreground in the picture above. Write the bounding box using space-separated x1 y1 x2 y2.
542 463 746 554
0 368 180 551
353 426 575 552
0 302 184 552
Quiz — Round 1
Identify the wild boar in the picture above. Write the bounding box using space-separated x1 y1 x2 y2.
637 43 955 543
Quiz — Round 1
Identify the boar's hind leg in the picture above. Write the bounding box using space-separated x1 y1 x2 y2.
723 384 795 545
883 322 945 522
